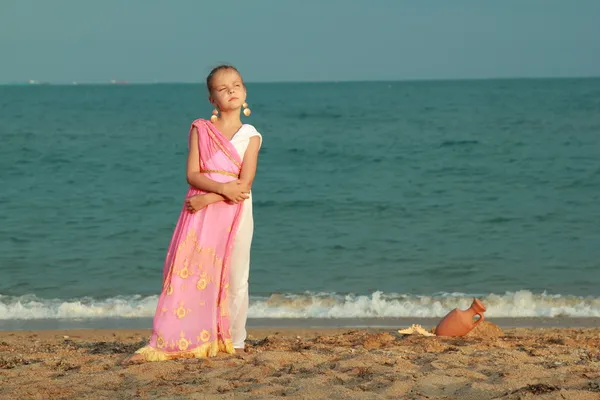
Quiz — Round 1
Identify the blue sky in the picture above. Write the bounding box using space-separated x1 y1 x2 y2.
1 0 599 83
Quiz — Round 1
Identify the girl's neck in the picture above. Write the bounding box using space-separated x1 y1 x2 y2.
216 109 242 127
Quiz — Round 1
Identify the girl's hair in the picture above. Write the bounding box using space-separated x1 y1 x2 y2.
206 65 241 93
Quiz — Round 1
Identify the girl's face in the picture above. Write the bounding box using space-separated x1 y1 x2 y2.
209 69 247 112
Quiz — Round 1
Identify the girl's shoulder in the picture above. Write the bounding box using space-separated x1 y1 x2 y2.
239 124 263 146
189 118 209 132
243 123 259 133
240 124 262 138
191 118 209 126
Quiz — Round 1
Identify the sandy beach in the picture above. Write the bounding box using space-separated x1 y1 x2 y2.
1 323 599 399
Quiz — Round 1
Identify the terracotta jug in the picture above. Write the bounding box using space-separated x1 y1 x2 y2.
434 298 486 337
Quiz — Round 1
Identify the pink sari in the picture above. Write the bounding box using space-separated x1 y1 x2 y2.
136 119 243 361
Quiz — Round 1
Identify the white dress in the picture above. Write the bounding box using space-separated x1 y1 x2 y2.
228 124 262 349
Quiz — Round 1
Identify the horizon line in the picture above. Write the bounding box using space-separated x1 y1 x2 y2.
2 74 600 86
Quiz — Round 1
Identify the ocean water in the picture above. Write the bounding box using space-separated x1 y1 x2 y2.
1 79 600 327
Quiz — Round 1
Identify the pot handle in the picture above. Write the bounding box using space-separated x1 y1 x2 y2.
472 313 484 328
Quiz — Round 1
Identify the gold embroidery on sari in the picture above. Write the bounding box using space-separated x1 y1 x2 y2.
176 258 190 279
196 276 208 290
178 332 192 351
200 169 239 178
163 230 199 292
177 231 198 254
194 245 223 269
175 301 190 319
134 338 234 361
156 334 166 349
198 330 211 343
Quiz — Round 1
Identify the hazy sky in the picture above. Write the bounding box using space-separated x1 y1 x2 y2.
1 0 599 83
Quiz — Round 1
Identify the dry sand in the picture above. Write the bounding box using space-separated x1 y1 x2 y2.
1 322 599 399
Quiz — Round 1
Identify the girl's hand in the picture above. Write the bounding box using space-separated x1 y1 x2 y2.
220 181 250 203
185 195 209 213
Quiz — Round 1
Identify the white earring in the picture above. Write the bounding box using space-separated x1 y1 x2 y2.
242 102 251 117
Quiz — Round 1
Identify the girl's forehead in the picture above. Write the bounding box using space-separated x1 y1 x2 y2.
212 69 242 85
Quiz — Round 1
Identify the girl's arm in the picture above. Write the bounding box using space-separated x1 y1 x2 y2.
238 135 261 189
186 126 225 194
186 126 248 203
186 136 261 212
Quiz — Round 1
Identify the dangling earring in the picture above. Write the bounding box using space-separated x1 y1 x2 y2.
242 102 251 117
210 109 218 123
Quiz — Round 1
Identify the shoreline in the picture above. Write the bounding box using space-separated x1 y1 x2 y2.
2 316 600 331
1 325 599 399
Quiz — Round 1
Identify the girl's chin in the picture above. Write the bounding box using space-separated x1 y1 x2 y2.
219 105 242 112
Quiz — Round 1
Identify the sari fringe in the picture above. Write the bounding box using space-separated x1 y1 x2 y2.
134 339 235 362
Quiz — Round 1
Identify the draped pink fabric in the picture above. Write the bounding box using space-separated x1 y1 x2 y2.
136 119 243 360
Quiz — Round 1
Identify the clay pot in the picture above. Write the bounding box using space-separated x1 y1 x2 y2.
434 298 486 337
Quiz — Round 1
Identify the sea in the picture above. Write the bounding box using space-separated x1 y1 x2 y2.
1 78 599 330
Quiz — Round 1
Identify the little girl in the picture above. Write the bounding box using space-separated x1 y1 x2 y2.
123 65 262 363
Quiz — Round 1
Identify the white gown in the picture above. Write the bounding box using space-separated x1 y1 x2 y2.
228 124 262 349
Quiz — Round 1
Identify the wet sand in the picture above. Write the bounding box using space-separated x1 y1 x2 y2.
1 323 599 399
